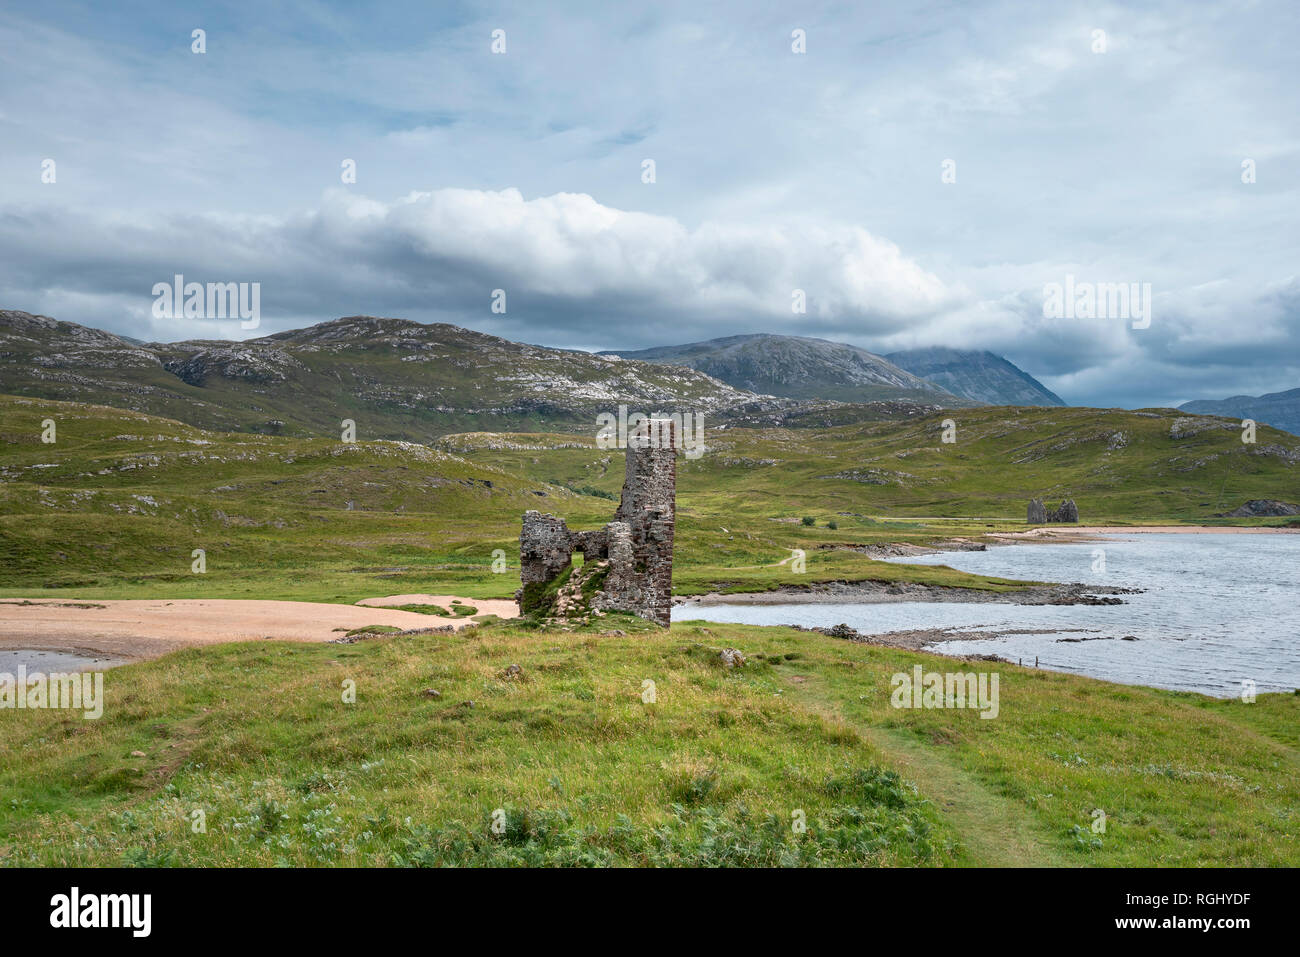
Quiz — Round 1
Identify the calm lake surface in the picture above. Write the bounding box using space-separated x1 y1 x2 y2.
0 649 123 673
673 533 1300 697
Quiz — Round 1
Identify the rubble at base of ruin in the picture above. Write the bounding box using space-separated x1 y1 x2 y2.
516 419 679 627
1027 497 1079 524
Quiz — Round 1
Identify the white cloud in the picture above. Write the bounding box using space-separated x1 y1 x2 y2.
333 187 958 322
1 0 1298 407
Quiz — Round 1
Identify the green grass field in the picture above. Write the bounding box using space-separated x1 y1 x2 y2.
2 393 1298 867
2 395 1297 602
1 617 1295 866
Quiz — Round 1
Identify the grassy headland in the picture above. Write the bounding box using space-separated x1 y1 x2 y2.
0 617 1295 866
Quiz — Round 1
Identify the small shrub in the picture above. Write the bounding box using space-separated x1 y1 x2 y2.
801 516 815 527
565 483 617 501
666 765 720 805
1070 824 1103 851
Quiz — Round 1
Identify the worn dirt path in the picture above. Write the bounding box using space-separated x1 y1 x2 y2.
861 724 1067 866
789 676 1067 867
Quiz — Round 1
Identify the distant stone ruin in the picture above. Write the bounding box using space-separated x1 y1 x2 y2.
1027 498 1079 524
517 419 679 626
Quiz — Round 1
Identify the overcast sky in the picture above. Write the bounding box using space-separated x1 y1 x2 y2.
1 0 1296 408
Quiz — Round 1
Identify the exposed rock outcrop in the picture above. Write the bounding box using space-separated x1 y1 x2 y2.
1169 416 1235 440
719 648 746 668
1214 499 1300 517
164 347 304 386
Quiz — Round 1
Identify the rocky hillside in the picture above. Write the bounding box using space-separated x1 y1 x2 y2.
0 310 792 441
885 347 1065 407
455 405 1300 526
1179 387 1300 437
602 334 977 407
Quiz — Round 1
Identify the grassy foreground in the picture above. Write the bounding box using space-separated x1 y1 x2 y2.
3 393 1297 866
2 618 1295 867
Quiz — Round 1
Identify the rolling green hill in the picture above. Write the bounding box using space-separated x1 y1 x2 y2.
2 394 1296 601
448 404 1300 527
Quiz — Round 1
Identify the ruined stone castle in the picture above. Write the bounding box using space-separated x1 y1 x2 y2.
1027 498 1079 523
516 419 679 626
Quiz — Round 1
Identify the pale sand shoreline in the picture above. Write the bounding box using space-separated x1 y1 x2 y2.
990 524 1300 543
3 528 1290 663
0 595 519 662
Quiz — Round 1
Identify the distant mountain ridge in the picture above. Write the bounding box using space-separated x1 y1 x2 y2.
0 310 777 441
885 346 1065 407
1179 388 1300 437
1 311 1097 446
600 334 978 407
602 334 1063 408
3 309 965 442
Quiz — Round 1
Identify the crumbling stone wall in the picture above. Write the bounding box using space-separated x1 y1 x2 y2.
517 419 678 626
1049 499 1079 523
1027 498 1079 523
518 512 578 609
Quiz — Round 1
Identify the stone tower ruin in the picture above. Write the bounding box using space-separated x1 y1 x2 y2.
1027 497 1079 524
517 419 679 626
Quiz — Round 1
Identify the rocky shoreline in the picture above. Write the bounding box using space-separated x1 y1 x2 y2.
678 577 1139 608
825 524 1300 562
782 622 1110 655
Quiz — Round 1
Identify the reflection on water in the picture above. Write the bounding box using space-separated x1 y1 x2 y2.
673 534 1300 697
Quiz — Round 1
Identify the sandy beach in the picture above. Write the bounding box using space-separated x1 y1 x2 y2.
987 524 1300 544
0 594 519 662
